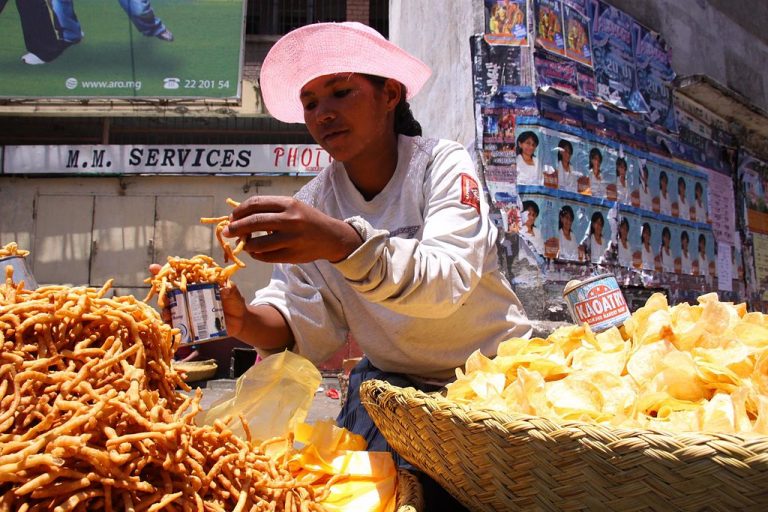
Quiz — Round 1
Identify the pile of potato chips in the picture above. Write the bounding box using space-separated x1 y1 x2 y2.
446 292 768 434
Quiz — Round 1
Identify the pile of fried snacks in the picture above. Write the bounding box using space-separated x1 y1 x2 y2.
0 243 29 258
0 271 393 511
446 292 768 434
145 198 245 308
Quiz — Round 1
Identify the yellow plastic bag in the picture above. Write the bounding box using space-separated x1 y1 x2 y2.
200 350 321 441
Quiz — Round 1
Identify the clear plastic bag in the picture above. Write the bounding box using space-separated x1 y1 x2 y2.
200 350 321 441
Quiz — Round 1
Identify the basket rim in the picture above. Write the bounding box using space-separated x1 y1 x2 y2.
361 378 768 449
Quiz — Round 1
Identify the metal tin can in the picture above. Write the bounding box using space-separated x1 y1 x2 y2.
167 283 228 345
0 256 38 289
185 283 228 342
168 288 193 344
562 273 630 332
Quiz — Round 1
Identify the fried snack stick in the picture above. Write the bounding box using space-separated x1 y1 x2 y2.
200 197 247 270
0 280 334 511
0 243 30 259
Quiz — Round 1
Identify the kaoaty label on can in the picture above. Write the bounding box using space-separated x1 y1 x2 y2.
186 283 227 342
168 288 192 344
563 274 630 332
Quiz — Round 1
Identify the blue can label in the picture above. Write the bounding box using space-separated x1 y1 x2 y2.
563 274 630 332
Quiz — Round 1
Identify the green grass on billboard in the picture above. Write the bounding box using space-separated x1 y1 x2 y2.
0 0 244 99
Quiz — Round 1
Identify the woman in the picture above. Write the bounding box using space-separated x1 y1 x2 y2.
217 22 531 469
637 164 653 210
515 131 540 185
680 230 692 274
657 170 672 215
615 217 632 267
659 226 673 272
641 222 654 270
586 147 604 197
556 205 578 261
677 176 689 220
581 210 606 264
615 157 629 203
694 181 706 222
521 199 545 255
556 139 578 192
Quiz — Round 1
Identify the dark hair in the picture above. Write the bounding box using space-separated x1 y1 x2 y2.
695 181 703 194
557 139 573 162
589 210 604 234
616 157 627 172
678 176 686 189
699 233 706 246
662 226 671 246
522 200 539 218
619 217 629 231
659 170 668 185
681 230 689 243
589 147 603 163
516 131 539 155
361 74 422 136
642 222 651 238
558 205 574 230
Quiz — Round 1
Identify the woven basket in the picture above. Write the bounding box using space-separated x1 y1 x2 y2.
396 468 424 512
361 379 768 512
173 359 218 383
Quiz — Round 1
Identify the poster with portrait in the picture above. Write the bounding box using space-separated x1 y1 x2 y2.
563 4 592 66
552 197 590 262
692 229 716 279
534 0 566 55
580 204 613 264
536 128 587 194
650 165 675 218
587 0 647 112
484 0 529 46
581 143 618 200
752 234 768 302
657 222 678 274
518 194 559 258
612 210 642 269
676 226 697 275
512 126 545 186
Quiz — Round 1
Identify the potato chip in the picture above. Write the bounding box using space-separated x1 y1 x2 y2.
448 291 768 434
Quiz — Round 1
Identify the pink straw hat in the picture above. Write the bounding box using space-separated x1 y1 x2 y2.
260 22 432 124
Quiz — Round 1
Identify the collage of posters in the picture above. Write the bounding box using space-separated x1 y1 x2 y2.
476 0 752 307
510 122 715 280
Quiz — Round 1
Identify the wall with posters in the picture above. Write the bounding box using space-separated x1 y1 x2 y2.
472 0 759 318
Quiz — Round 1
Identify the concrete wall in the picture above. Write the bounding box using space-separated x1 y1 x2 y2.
607 0 768 113
389 0 485 150
0 175 311 302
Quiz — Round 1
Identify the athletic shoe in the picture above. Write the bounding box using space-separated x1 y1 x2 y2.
156 29 174 42
21 53 45 65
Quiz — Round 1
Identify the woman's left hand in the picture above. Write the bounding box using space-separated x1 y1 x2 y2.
223 196 363 264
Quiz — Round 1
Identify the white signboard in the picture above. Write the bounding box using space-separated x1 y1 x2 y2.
2 145 332 176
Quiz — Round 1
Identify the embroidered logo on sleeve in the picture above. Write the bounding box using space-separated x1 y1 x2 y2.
460 173 481 213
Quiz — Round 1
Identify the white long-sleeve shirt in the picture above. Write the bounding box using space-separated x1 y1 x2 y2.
252 136 531 380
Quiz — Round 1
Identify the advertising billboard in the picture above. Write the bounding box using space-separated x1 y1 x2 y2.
0 0 245 99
